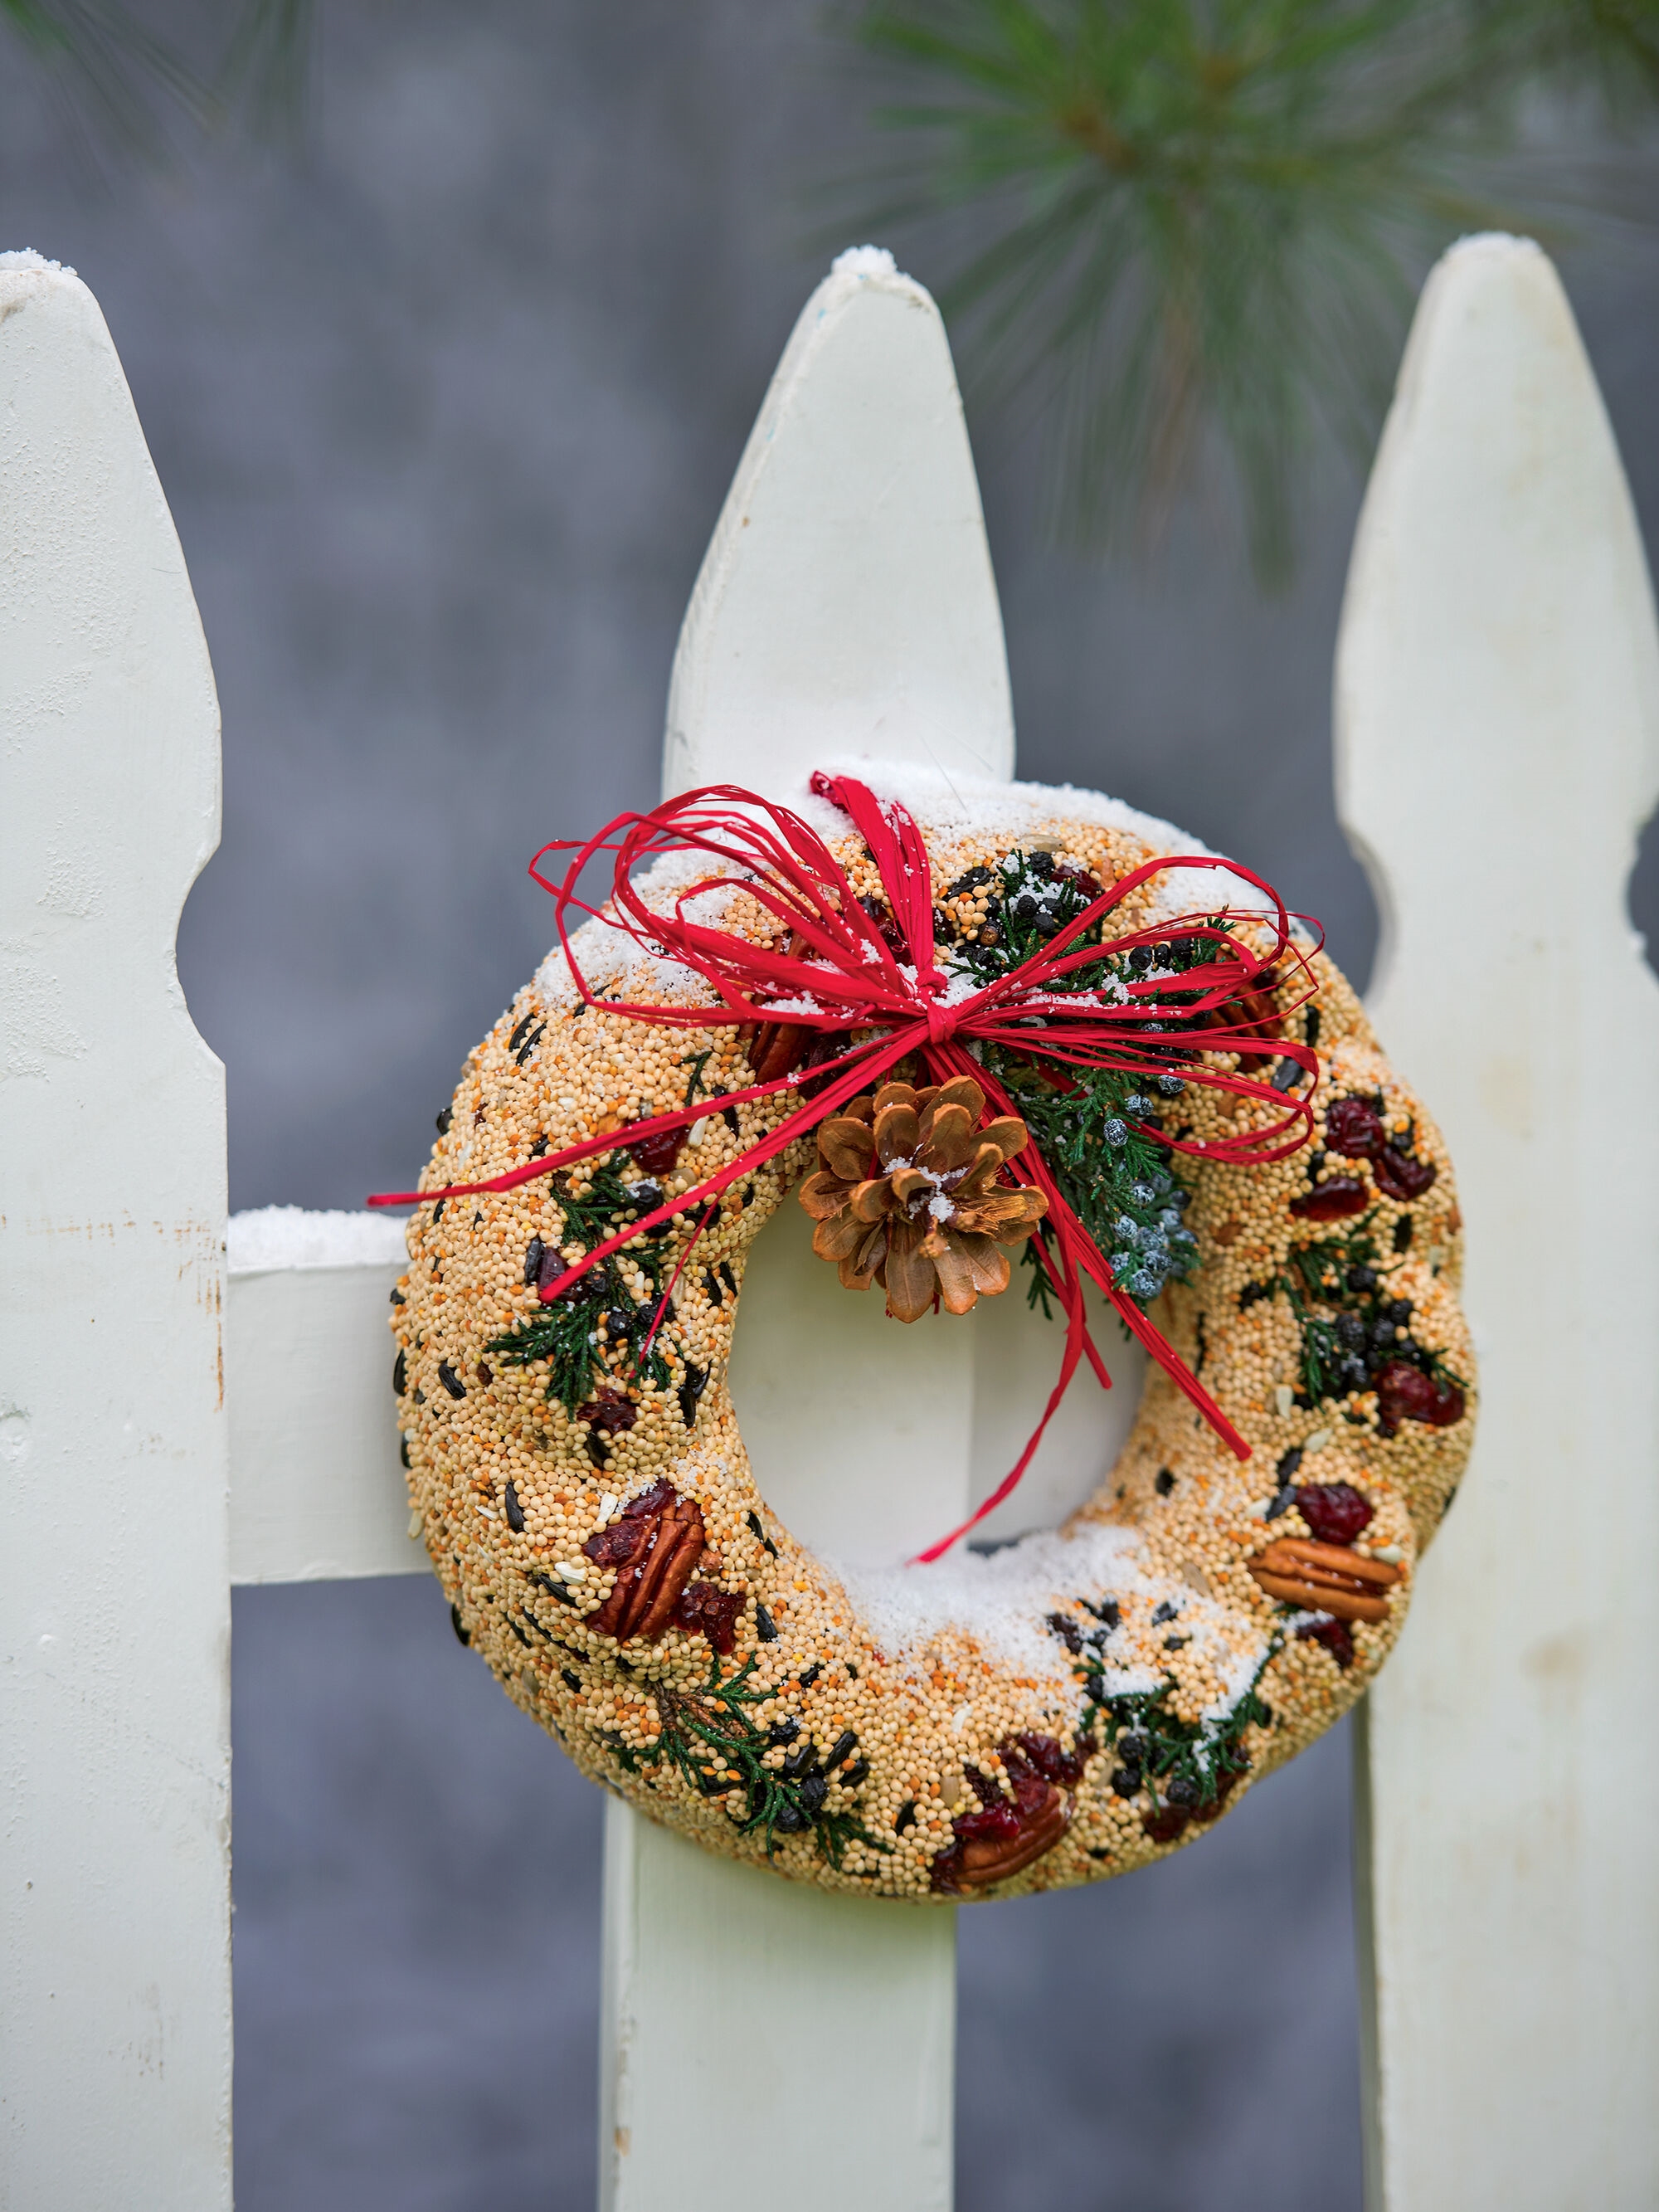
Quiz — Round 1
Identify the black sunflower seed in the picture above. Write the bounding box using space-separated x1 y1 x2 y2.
823 1731 859 1772
437 1362 466 1400
504 1479 525 1532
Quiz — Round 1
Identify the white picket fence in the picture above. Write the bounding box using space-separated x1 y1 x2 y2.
3 232 1657 2211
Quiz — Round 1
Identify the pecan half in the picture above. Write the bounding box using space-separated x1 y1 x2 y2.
583 1479 706 1642
1248 1536 1401 1625
930 1736 1078 1893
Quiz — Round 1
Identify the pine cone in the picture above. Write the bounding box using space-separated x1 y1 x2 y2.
797 1076 1048 1323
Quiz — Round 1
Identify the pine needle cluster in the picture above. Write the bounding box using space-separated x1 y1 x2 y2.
849 0 1659 579
1 0 312 161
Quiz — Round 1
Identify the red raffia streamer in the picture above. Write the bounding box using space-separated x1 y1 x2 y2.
371 772 1320 1559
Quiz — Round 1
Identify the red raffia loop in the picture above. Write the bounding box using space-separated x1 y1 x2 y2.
370 773 1321 1558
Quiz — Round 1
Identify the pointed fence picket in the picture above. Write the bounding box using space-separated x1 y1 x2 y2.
1338 232 1659 2212
3 232 1656 2211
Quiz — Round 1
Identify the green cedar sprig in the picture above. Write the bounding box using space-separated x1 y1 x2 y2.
1247 1209 1465 1406
486 1166 673 1412
948 847 1213 1311
630 1652 889 1870
1082 1649 1277 1808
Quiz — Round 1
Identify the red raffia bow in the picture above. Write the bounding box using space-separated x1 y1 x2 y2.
372 773 1318 1558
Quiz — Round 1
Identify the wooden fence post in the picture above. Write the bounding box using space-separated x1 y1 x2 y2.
0 253 231 2209
1338 233 1659 2210
601 248 1012 2212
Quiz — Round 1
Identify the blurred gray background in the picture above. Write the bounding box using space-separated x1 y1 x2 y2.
4 5 1656 2208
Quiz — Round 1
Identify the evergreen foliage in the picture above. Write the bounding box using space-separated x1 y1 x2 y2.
615 1651 889 1869
853 0 1659 577
486 1167 674 1414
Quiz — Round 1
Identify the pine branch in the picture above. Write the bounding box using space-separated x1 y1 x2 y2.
841 0 1658 582
0 0 314 164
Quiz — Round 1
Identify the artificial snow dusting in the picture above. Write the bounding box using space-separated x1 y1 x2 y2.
832 245 898 280
0 248 74 275
227 1206 409 1274
830 1513 1273 1730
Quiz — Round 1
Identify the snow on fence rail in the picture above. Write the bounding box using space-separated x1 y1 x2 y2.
3 234 1656 2212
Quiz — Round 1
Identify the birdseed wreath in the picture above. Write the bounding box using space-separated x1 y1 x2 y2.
381 767 1474 1901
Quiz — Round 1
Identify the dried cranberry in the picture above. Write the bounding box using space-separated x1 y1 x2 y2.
1291 1176 1370 1220
858 895 908 961
1294 1481 1374 1543
1375 1361 1463 1431
1374 1145 1436 1201
953 1800 1022 1845
578 1391 639 1438
1013 1730 1085 1788
929 1844 966 1893
1325 1098 1384 1157
670 1580 744 1655
1375 1360 1434 1426
581 1474 674 1565
584 1519 646 1568
964 1766 1003 1810
1297 1616 1355 1669
1051 860 1106 901
1423 1377 1464 1425
626 1123 686 1176
1142 1803 1191 1844
998 1747 1053 1818
1192 1763 1246 1822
